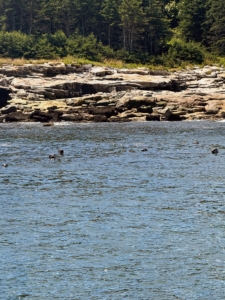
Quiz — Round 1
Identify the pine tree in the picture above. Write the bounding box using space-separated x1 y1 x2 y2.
75 0 103 37
205 0 225 54
100 0 121 47
142 0 170 55
178 0 207 43
0 0 25 31
119 0 146 52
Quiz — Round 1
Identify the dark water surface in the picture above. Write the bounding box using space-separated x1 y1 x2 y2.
1 121 225 299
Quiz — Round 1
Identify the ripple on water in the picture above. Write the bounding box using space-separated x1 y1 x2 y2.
1 121 225 299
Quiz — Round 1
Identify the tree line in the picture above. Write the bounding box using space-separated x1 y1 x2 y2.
0 0 224 64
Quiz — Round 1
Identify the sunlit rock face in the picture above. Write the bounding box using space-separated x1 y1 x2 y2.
1 63 225 123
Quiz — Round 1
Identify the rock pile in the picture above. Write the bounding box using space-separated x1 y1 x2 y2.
0 63 225 123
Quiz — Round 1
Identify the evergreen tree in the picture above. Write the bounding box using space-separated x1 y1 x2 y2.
20 0 43 34
37 0 68 34
100 0 121 47
0 0 25 31
142 0 170 55
178 0 207 43
75 0 103 38
205 0 225 54
119 0 146 52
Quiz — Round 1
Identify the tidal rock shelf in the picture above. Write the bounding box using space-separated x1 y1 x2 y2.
0 63 225 123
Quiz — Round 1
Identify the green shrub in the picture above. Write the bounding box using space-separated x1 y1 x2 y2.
0 30 212 67
167 38 204 63
0 31 31 58
66 33 107 61
32 35 57 59
115 48 130 61
48 31 68 57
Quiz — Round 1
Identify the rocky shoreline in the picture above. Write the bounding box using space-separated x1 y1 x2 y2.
0 63 225 123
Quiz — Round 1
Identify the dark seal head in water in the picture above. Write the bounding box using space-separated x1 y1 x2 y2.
58 149 64 155
49 154 56 160
212 148 218 154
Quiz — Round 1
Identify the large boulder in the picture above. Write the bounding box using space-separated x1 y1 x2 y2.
91 67 114 77
146 114 160 121
1 105 17 114
29 110 62 122
60 113 83 122
84 114 108 122
87 107 118 118
116 94 156 109
4 111 31 122
109 116 131 122
205 101 220 114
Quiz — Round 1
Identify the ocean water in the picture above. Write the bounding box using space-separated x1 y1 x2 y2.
1 121 225 300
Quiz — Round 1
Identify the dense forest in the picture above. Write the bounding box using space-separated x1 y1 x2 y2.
0 0 224 65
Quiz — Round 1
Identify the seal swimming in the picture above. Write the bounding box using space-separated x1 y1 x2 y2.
211 147 218 154
58 149 64 155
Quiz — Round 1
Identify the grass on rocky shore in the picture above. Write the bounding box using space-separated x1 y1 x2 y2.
0 56 166 69
0 53 224 71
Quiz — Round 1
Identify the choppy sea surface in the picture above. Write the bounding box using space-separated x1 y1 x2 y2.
1 121 225 300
